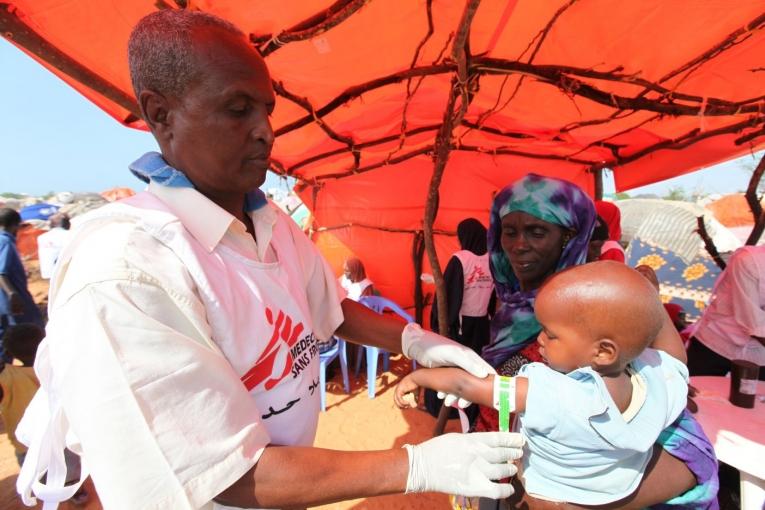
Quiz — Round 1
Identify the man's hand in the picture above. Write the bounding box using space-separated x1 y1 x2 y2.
401 323 495 407
404 431 523 498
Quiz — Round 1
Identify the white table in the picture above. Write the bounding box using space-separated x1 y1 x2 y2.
690 376 765 510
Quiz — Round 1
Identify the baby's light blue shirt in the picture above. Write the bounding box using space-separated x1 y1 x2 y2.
518 348 688 505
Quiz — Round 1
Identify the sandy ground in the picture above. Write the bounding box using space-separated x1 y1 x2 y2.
2 264 461 509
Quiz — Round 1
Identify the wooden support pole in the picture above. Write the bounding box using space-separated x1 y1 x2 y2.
745 153 765 246
411 231 426 325
696 216 726 271
307 185 321 241
593 167 604 201
425 0 482 437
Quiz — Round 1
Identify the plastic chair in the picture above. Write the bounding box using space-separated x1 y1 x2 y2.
319 337 350 412
355 296 416 398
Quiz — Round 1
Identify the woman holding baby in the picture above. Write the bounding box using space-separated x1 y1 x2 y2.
399 174 719 509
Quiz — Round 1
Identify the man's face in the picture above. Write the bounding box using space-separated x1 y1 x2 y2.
162 27 275 198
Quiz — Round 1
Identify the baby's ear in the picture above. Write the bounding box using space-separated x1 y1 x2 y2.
592 338 619 367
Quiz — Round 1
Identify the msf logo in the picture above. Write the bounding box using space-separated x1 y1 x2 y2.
466 265 490 284
241 308 305 391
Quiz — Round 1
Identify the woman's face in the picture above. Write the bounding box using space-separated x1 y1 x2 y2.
500 211 567 291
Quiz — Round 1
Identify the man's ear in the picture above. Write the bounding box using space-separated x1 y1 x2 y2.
592 338 619 368
139 89 172 141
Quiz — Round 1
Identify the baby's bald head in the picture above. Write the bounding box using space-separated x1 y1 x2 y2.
537 261 665 367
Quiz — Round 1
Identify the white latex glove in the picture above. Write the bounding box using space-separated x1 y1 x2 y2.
404 431 524 498
402 323 495 407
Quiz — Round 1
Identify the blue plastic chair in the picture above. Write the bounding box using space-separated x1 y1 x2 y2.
356 296 416 399
319 337 350 412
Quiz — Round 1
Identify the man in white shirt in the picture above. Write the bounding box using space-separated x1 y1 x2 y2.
688 244 765 380
36 213 71 280
16 9 524 510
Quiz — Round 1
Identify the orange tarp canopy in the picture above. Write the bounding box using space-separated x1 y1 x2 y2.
3 1 764 313
707 194 760 228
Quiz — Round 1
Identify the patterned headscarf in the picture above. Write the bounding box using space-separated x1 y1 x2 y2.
481 174 596 367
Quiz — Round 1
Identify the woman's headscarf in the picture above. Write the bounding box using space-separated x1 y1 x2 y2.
482 173 596 367
344 257 367 282
457 218 488 256
595 200 622 241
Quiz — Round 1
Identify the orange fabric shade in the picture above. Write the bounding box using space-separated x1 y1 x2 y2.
3 1 764 311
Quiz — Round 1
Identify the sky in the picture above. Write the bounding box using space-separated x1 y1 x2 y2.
1 37 760 198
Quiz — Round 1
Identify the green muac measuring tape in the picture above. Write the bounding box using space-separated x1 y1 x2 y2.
493 375 516 432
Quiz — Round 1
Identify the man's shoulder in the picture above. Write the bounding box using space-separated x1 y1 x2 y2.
54 200 190 298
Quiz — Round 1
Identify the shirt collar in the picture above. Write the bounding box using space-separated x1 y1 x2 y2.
130 152 272 252
129 152 268 211
0 230 15 241
148 182 235 251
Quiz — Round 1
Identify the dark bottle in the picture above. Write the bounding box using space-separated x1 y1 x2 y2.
729 359 759 409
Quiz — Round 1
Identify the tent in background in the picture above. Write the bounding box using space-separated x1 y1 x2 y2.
618 199 739 321
3 1 764 315
627 238 720 322
19 202 59 221
100 187 136 202
706 193 765 245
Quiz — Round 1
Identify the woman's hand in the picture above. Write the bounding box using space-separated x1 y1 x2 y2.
394 374 420 409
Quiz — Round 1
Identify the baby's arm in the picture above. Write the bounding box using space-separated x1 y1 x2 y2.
394 368 529 413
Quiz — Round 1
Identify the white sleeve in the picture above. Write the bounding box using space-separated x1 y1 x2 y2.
518 364 561 435
726 250 765 338
43 277 270 510
284 217 346 341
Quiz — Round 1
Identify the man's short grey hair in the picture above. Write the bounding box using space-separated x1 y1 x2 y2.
128 9 244 100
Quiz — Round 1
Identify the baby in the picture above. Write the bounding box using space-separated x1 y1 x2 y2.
395 261 689 505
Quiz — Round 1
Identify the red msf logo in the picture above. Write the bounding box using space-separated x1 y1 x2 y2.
241 307 305 391
466 265 489 284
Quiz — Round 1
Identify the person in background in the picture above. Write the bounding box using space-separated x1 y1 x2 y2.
595 200 626 263
16 10 523 509
430 218 495 354
0 323 43 467
586 215 610 262
37 213 72 280
0 208 44 363
339 257 375 301
687 244 765 380
664 303 689 332
427 218 495 420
